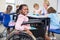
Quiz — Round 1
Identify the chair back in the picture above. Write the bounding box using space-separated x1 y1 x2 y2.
0 12 4 21
3 14 10 28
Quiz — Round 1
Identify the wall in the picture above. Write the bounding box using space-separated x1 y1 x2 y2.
0 0 6 12
16 0 57 12
23 0 43 12
57 0 60 13
0 0 58 12
49 0 57 11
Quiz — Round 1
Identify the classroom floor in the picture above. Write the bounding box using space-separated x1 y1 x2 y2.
0 24 60 40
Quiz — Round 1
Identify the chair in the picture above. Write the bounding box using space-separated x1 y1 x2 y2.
49 29 60 34
3 14 15 28
0 12 4 24
2 14 15 37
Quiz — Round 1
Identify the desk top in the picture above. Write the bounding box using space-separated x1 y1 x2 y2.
22 19 42 25
27 14 48 18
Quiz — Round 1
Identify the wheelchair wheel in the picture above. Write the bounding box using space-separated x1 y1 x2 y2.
36 37 44 40
7 32 34 40
0 33 3 38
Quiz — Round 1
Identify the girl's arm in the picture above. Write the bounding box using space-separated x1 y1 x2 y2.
39 10 42 15
15 15 24 31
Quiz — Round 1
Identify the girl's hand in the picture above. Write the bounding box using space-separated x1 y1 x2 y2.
39 10 42 15
24 28 28 30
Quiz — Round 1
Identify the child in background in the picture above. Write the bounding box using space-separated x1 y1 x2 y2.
4 5 12 14
16 5 20 9
4 5 13 34
41 0 50 15
33 3 41 15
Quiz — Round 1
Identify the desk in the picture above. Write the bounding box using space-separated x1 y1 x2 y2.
18 16 50 39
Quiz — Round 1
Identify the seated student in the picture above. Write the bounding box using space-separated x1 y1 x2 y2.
3 5 13 34
41 1 50 15
48 7 60 29
42 1 56 15
48 13 60 40
33 3 41 15
41 0 56 15
15 4 36 40
47 8 57 39
47 5 57 29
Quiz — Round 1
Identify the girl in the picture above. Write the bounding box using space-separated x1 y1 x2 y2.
33 3 41 15
42 1 50 15
15 4 36 40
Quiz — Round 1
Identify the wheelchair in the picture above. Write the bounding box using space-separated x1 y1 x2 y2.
2 13 46 40
6 24 44 40
6 30 44 40
6 31 34 40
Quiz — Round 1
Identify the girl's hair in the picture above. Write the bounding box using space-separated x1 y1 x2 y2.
16 4 28 13
47 7 56 13
19 4 28 10
44 1 50 6
33 3 39 7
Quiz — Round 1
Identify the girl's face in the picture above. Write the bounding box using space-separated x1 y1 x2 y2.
43 3 48 9
19 6 28 15
34 5 39 10
7 6 12 12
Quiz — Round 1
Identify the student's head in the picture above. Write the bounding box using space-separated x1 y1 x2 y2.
33 3 39 10
47 7 56 13
16 5 20 9
16 5 20 14
43 1 50 9
6 5 12 13
18 4 28 15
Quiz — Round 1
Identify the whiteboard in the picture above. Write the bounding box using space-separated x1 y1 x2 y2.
57 0 60 13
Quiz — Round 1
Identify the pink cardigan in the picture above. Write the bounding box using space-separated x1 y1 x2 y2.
15 14 30 31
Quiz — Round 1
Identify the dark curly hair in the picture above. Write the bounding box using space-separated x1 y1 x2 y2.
16 4 28 14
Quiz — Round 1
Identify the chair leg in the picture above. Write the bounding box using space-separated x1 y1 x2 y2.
52 32 55 37
7 28 10 34
52 32 57 40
